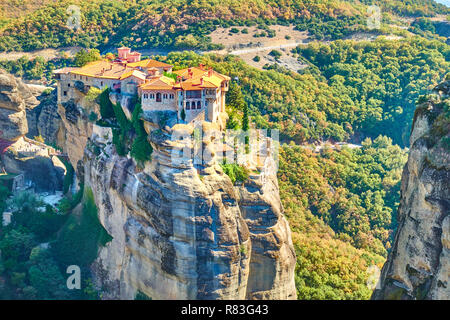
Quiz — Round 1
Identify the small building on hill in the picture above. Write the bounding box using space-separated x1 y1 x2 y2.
53 48 229 125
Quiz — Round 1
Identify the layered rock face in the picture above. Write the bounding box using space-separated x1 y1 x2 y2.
373 79 450 300
48 89 295 300
57 98 93 170
0 70 64 192
1 138 65 192
0 69 38 141
26 90 62 145
81 121 296 300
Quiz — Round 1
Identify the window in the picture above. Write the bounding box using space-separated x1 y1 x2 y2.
197 101 201 109
205 100 208 106
63 91 67 96
163 94 168 99
67 83 71 87
186 102 190 110
101 81 104 86
144 94 148 99
156 93 161 102
186 90 201 99
170 94 174 99
150 93 154 99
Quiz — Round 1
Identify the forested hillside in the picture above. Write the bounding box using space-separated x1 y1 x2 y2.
294 38 450 146
163 39 449 146
0 0 448 52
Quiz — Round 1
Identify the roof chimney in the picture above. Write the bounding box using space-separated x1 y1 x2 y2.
208 68 213 77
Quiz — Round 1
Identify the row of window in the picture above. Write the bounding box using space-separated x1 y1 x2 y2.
72 75 107 87
143 93 175 100
185 90 202 99
186 101 202 110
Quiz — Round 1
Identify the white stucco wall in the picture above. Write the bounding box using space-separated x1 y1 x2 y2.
141 90 177 112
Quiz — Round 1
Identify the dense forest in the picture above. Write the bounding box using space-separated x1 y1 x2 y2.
0 186 108 299
0 0 448 52
294 38 450 146
279 138 407 299
162 38 449 147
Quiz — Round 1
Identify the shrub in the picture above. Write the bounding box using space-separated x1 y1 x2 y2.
220 163 249 184
88 112 98 122
74 49 101 67
52 187 112 269
33 135 45 143
85 87 102 104
130 102 153 163
98 88 115 119
61 159 74 194
269 49 282 60
135 291 152 300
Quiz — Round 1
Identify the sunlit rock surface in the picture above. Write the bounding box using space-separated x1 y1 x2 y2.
57 91 297 300
373 79 450 300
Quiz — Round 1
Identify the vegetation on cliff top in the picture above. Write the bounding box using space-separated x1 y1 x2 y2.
97 88 153 164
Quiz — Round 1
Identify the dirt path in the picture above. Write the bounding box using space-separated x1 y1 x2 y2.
0 46 81 61
207 25 405 72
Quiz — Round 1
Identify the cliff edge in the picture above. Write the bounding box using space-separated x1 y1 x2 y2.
56 90 297 300
372 78 450 300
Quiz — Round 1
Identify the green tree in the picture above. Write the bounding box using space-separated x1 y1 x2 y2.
74 49 101 67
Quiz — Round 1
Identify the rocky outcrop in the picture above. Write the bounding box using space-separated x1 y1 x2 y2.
0 69 38 141
0 70 64 193
82 121 296 300
51 70 296 299
1 137 65 192
26 89 62 145
373 78 450 300
57 98 93 169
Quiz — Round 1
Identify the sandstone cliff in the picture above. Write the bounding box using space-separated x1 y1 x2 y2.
372 78 450 300
0 70 64 192
26 89 62 145
0 69 38 141
57 90 297 299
